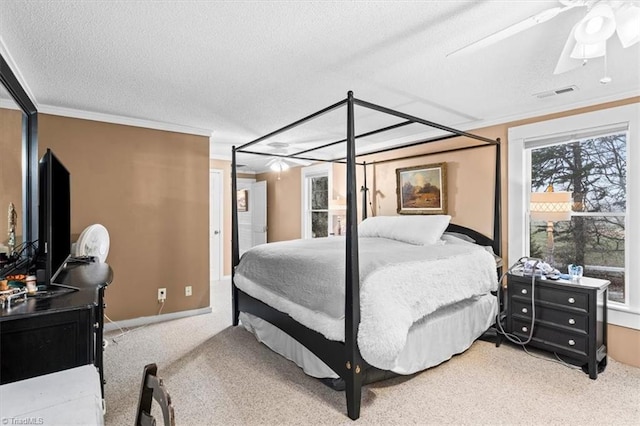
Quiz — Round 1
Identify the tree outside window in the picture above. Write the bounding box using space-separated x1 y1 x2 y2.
530 133 626 303
310 175 328 238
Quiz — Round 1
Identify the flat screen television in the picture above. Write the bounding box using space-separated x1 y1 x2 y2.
38 149 71 286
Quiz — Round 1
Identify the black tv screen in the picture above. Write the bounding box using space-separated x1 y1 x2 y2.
38 149 71 285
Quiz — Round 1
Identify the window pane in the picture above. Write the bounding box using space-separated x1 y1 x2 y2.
531 133 626 213
311 212 328 238
530 217 625 303
531 132 626 304
311 176 328 210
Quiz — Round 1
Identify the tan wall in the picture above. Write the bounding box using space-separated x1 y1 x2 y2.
257 167 302 242
0 108 23 248
608 324 640 367
39 114 210 321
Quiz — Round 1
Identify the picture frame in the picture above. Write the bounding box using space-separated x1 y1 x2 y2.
237 189 248 212
396 162 447 215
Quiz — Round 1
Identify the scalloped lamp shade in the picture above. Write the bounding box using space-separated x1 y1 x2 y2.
530 191 572 222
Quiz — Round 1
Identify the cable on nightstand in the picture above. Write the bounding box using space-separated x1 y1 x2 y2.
495 257 537 346
495 258 583 371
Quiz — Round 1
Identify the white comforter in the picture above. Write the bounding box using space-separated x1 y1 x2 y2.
234 236 497 369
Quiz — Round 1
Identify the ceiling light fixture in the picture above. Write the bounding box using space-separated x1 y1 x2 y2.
574 2 616 44
269 159 290 172
448 1 640 83
555 1 640 79
615 2 640 47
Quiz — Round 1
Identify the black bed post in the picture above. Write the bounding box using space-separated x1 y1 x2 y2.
345 91 363 420
493 139 502 259
361 161 368 221
231 146 241 326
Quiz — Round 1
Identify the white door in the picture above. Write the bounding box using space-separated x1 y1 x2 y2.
251 180 267 245
210 169 223 281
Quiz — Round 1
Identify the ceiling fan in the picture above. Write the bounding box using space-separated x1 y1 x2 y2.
448 0 640 78
264 142 312 172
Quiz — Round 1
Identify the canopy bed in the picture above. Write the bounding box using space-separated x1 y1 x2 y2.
231 91 501 420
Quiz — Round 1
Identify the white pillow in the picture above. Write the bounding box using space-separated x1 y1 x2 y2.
358 215 451 245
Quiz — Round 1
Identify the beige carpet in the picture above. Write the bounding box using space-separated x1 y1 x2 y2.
103 281 640 425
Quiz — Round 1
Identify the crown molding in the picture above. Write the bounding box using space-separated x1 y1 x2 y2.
459 89 640 132
0 36 39 107
209 154 232 161
0 99 21 110
38 104 213 137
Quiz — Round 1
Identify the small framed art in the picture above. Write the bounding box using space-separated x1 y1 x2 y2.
396 162 447 215
237 189 248 212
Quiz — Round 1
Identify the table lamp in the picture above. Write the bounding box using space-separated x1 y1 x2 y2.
529 185 572 265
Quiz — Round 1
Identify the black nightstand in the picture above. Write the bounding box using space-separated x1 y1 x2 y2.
502 272 609 379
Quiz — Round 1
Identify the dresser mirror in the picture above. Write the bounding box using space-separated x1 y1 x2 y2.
0 53 38 253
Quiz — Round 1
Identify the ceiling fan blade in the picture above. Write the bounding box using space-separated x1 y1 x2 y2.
286 157 312 166
447 5 571 57
553 22 584 74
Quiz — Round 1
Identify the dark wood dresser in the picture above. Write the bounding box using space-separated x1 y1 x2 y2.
0 262 113 396
504 272 609 379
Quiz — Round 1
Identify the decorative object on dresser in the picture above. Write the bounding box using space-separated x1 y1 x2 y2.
501 272 609 379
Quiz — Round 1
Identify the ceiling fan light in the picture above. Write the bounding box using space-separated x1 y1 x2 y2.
574 3 616 44
615 4 640 48
270 161 282 172
270 159 290 172
570 40 606 59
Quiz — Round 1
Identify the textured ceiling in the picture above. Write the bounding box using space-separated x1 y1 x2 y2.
1 1 639 171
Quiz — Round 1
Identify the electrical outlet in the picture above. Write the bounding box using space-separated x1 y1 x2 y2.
158 288 167 302
185 285 192 296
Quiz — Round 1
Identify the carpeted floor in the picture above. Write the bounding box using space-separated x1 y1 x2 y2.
103 281 640 425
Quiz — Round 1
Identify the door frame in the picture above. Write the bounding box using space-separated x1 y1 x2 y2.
210 168 223 281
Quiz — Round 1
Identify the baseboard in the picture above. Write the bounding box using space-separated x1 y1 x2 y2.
222 274 231 280
104 306 212 332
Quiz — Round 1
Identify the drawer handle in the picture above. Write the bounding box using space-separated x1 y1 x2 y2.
521 326 528 333
521 307 528 314
521 289 528 295
568 318 576 325
568 339 576 346
568 297 575 304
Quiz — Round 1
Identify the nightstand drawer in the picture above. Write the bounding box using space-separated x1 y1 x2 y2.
512 319 588 356
510 280 588 311
503 273 610 379
511 300 588 333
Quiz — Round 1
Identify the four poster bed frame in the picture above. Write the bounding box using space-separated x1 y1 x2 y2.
230 91 501 420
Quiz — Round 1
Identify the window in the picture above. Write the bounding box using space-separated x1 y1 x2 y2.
301 164 331 239
509 103 639 329
529 133 626 303
309 175 329 238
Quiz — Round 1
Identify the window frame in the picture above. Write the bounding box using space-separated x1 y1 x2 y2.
301 163 332 239
508 103 639 330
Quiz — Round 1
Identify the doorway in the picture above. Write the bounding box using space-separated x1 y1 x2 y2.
210 169 223 281
237 178 267 255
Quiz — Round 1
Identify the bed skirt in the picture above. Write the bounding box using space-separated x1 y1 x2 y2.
240 293 497 379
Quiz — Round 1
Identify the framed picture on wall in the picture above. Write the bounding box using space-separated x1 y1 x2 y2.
237 189 248 212
396 162 447 215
